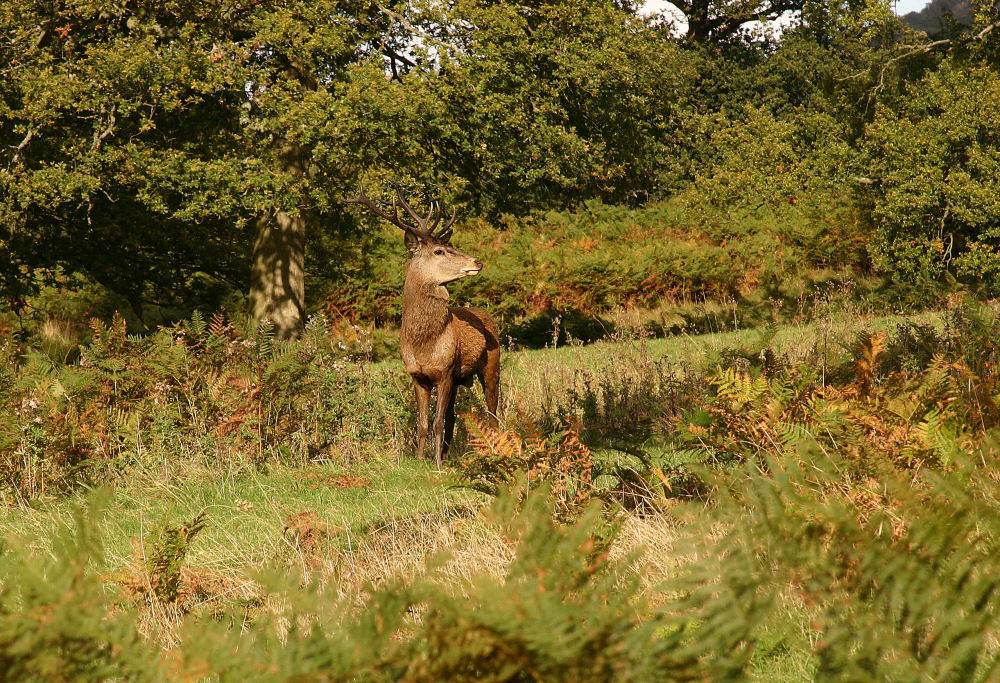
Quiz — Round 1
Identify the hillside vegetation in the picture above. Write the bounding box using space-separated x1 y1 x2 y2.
323 193 869 343
4 299 1000 678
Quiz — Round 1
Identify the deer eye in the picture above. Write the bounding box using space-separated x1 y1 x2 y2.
433 248 445 256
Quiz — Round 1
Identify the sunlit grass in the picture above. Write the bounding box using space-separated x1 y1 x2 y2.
0 307 964 681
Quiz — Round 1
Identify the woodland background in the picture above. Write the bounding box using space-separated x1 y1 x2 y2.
2 0 998 341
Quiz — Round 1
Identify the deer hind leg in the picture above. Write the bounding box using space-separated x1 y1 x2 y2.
443 383 459 456
433 375 455 469
414 380 431 459
480 347 501 427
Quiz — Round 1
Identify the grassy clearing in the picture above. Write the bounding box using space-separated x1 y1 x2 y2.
0 459 465 572
500 307 938 379
3 302 998 680
1 305 945 579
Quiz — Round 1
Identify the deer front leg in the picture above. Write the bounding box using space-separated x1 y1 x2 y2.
414 380 431 459
433 374 455 469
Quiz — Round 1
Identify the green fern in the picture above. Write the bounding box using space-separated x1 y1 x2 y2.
146 510 208 604
188 310 207 338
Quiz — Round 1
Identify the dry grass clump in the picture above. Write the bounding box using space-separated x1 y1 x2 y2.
118 563 263 645
318 506 514 603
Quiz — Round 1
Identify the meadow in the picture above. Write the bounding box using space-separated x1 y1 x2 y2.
3 299 998 680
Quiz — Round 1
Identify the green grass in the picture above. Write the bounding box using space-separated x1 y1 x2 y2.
1 459 473 574
379 306 943 418
3 306 942 572
0 306 971 681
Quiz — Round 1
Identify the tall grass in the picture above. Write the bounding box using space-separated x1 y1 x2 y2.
3 299 1000 679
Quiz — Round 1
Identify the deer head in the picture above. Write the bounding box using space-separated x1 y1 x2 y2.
352 188 482 285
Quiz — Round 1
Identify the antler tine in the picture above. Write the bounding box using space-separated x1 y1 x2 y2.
395 191 431 237
351 184 421 236
425 201 436 228
350 184 386 218
428 200 444 233
435 206 457 243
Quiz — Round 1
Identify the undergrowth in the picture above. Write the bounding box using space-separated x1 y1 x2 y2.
4 299 1000 679
323 194 872 346
1 312 409 503
462 298 1000 515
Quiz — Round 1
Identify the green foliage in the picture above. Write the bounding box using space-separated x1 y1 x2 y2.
458 300 1000 676
327 197 870 342
0 0 947 324
147 510 207 604
0 312 410 502
419 0 701 211
0 489 705 681
402 493 693 682
0 0 702 318
5 306 1000 678
692 107 855 213
9 369 1000 680
0 499 159 681
863 58 1000 303
701 445 1000 680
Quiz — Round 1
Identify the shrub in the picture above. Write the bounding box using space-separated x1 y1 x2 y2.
696 444 1000 680
0 312 411 502
488 299 1000 516
863 59 1000 303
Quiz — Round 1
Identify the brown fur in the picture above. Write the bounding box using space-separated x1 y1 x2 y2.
350 189 500 467
401 251 500 468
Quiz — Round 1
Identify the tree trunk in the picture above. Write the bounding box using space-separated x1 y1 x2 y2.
250 208 306 339
685 0 714 43
250 144 307 340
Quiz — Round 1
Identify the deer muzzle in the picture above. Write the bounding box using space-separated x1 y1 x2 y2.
461 259 483 276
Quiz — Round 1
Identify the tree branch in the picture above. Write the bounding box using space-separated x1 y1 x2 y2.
375 3 456 60
712 0 803 38
7 128 35 169
839 19 1000 91
381 41 417 82
91 106 117 153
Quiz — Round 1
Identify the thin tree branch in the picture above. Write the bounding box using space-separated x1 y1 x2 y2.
91 105 117 153
839 19 1000 91
375 3 456 60
7 128 36 169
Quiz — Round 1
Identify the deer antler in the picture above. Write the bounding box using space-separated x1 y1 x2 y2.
351 185 455 243
437 207 457 243
394 192 455 242
350 185 415 237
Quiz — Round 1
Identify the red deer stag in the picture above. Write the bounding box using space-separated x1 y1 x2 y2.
352 189 500 468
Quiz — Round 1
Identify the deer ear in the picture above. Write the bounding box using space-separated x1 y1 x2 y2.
404 231 421 254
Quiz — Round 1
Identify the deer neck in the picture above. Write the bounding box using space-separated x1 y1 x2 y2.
401 268 451 348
